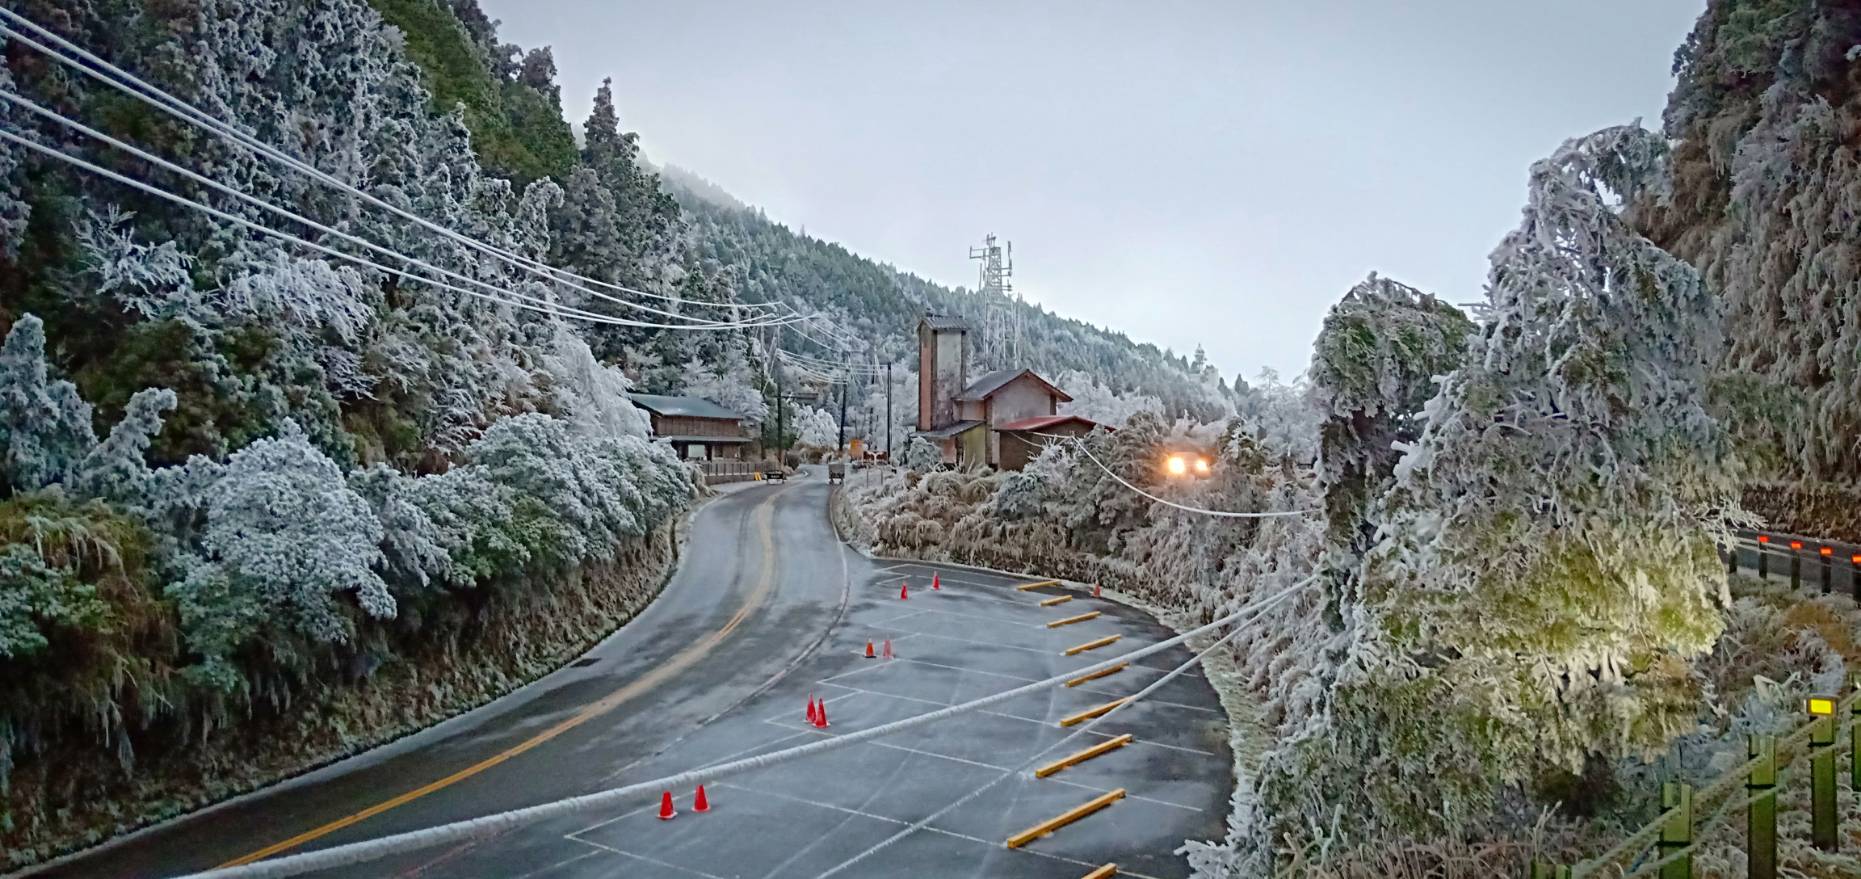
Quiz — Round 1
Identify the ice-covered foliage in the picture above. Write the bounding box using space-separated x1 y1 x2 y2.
1057 369 1162 427
74 207 199 320
1231 368 1319 463
1635 0 1861 485
0 316 99 493
900 435 942 473
1272 125 1740 844
181 425 393 656
544 325 651 439
1308 275 1473 620
74 387 178 505
0 47 28 258
796 406 840 449
678 339 769 424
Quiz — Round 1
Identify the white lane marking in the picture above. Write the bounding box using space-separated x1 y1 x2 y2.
566 836 727 879
563 800 660 838
860 608 927 629
712 782 1168 879
694 729 814 771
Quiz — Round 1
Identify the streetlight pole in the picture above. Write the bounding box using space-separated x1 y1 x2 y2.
885 360 893 459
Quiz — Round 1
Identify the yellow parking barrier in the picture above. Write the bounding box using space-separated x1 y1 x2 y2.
1046 611 1101 629
1005 789 1125 848
1016 579 1061 591
1065 663 1126 687
1062 635 1120 656
1039 595 1073 607
1034 734 1133 778
1059 697 1131 727
1081 865 1118 879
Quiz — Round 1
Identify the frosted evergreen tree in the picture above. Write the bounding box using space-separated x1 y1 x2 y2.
177 424 393 664
1278 125 1740 841
797 407 840 448
73 388 178 505
1308 275 1473 621
900 435 942 473
0 315 98 494
0 47 28 258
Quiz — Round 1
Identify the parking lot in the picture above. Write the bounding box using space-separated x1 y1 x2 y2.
482 560 1234 879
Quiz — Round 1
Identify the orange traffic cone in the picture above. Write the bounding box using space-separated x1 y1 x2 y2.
864 640 877 658
693 785 711 813
806 695 819 725
882 639 893 659
900 580 909 600
932 573 941 590
1093 583 1102 598
657 790 677 820
813 698 831 728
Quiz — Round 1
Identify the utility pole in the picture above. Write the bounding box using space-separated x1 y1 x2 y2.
836 375 848 457
885 360 894 458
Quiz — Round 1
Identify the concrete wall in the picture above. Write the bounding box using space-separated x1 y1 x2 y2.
917 325 968 431
986 375 1058 428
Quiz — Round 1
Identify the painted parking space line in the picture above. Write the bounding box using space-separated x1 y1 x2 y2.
854 738 1202 813
712 781 1170 879
796 681 1215 757
860 655 1215 714
866 627 1203 679
567 835 728 879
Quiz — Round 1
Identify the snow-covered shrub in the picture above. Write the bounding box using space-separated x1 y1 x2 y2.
900 435 942 473
169 425 393 686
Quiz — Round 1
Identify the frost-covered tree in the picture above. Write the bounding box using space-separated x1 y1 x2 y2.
73 387 178 505
1277 125 1739 842
173 424 393 681
1058 369 1162 427
1637 0 1861 485
0 315 98 494
0 45 28 258
796 406 839 448
1308 275 1473 621
900 435 942 473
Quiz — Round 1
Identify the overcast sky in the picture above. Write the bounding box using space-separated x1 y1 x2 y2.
482 0 1705 380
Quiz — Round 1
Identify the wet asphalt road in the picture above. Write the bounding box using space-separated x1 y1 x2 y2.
26 470 1233 879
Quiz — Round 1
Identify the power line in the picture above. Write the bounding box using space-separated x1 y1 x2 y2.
0 10 779 326
0 87 798 332
0 127 775 331
1036 431 1319 519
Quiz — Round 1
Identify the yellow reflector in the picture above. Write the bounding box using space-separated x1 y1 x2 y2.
1807 697 1835 716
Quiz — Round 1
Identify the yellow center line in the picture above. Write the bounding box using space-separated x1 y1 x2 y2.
218 484 789 868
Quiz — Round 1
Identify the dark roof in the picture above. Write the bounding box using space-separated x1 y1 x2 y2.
913 419 985 440
919 313 969 332
954 368 1073 403
994 414 1101 433
656 434 750 444
628 393 744 420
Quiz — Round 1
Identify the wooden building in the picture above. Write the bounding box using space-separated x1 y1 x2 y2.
629 393 750 460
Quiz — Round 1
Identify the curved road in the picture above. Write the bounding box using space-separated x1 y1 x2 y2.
27 470 1233 879
30 475 857 879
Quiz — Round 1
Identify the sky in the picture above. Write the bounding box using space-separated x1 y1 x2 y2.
482 0 1706 380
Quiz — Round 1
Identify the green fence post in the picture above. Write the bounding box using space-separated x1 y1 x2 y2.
1746 734 1776 879
1851 690 1860 793
1659 782 1693 879
1809 698 1838 852
1756 535 1769 578
1819 547 1833 593
1789 541 1801 589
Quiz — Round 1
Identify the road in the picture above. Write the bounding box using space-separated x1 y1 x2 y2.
25 470 1233 879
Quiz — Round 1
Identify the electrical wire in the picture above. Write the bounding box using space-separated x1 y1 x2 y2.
0 10 780 323
0 126 777 330
1035 431 1320 519
0 87 799 332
